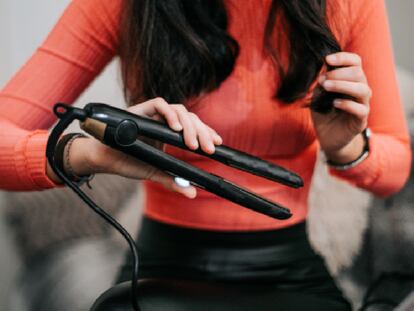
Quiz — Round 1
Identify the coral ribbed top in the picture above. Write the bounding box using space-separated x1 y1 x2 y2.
0 0 411 231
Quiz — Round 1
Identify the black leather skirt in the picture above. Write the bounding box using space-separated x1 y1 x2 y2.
114 216 352 310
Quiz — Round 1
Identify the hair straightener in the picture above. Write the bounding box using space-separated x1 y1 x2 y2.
46 102 304 311
79 103 303 218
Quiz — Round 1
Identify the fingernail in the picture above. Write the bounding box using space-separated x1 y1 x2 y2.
192 141 199 149
174 177 190 188
173 123 183 131
333 99 342 106
323 80 334 89
188 188 197 199
326 54 337 63
215 135 223 144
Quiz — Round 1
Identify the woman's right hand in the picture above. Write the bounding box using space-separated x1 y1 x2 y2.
47 98 223 199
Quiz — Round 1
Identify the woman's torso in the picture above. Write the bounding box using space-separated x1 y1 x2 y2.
142 0 345 231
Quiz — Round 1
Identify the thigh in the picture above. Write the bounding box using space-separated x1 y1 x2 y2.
113 217 351 310
114 249 351 310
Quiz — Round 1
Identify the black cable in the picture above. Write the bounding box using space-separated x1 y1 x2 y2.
46 105 141 311
54 169 141 311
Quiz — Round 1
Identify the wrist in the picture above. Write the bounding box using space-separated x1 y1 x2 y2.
324 133 365 165
66 136 95 176
47 135 92 184
46 160 63 184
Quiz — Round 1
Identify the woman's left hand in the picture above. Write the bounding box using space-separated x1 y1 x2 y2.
311 52 371 164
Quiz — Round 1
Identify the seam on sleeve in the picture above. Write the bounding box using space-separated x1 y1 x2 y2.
61 19 115 54
38 47 97 74
70 0 119 53
0 92 55 115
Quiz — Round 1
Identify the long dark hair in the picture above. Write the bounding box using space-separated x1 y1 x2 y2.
120 0 342 113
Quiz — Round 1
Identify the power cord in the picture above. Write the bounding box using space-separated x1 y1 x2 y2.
46 104 141 311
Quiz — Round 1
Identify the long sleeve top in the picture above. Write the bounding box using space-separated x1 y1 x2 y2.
0 0 411 231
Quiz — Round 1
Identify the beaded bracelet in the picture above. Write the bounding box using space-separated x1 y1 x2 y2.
54 133 94 187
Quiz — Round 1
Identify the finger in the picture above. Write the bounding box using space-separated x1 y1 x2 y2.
109 154 159 180
320 66 366 83
333 99 369 120
149 169 197 199
151 114 164 122
174 105 199 150
170 178 197 199
207 127 223 145
129 98 183 131
322 80 372 102
128 98 163 116
128 98 158 116
325 52 362 67
189 113 216 154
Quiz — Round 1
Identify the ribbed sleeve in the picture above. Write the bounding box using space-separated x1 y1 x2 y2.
0 118 56 189
0 0 122 191
328 0 412 197
329 134 411 197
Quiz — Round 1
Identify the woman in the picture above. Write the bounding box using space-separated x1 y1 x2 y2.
0 0 411 309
